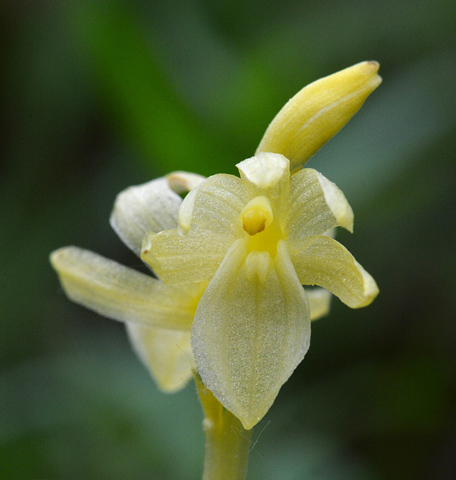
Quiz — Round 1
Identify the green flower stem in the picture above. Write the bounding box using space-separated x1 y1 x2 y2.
195 374 253 480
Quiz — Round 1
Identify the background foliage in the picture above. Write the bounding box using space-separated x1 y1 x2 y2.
1 0 456 478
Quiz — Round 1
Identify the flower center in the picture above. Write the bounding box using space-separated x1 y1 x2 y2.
240 196 285 256
241 196 273 236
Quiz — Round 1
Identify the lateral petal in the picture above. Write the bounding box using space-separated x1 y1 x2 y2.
50 246 197 329
286 168 353 239
289 236 379 309
177 173 248 235
126 323 193 392
142 228 231 284
256 61 382 173
110 177 182 256
192 239 310 430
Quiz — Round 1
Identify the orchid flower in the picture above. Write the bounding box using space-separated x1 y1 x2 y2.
51 60 380 438
50 172 333 391
141 61 381 429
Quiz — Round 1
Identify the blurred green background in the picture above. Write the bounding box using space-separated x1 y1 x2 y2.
1 0 456 478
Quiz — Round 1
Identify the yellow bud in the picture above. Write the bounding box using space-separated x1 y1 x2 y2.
256 61 382 173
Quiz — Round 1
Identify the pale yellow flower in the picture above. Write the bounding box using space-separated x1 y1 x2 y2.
51 61 380 429
50 174 332 393
141 61 381 429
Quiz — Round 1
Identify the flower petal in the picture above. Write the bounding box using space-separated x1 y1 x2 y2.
289 236 379 308
126 323 193 392
110 177 182 256
176 173 248 235
236 153 291 213
192 239 310 429
50 246 198 329
165 171 205 194
237 153 289 189
142 228 231 284
143 173 250 284
306 288 332 321
256 61 382 173
286 168 353 238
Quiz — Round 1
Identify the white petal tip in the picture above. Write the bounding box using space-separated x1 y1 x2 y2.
316 172 354 232
166 171 205 194
351 262 379 308
357 281 379 308
237 153 290 189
